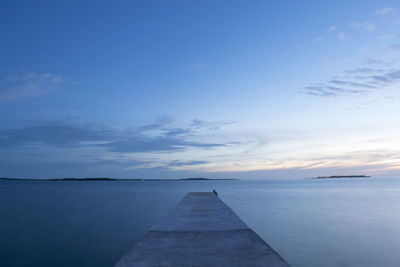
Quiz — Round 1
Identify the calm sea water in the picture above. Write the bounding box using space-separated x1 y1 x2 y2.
1 178 400 267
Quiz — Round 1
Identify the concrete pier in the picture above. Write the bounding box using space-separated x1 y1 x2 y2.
115 192 290 266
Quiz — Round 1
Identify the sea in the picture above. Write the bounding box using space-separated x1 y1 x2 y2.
1 178 399 267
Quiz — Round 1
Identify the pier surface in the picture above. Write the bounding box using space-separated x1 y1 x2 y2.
115 192 290 266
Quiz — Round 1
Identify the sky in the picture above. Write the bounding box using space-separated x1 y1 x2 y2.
1 0 400 179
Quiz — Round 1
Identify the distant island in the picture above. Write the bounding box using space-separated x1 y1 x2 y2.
0 177 238 181
0 177 119 181
311 175 371 179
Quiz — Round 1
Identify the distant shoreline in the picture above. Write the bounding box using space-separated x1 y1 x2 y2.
310 175 371 179
0 177 238 181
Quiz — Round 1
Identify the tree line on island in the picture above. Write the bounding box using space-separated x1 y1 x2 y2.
310 175 371 179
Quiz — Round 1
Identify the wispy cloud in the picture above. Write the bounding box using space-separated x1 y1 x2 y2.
101 135 225 153
0 120 113 148
0 119 234 153
190 119 237 130
0 72 68 102
375 7 394 16
366 58 400 67
136 116 173 132
338 32 347 40
301 149 400 173
301 59 400 97
301 85 364 97
94 158 149 168
314 37 323 42
168 160 209 167
377 34 398 40
328 25 337 32
349 21 377 32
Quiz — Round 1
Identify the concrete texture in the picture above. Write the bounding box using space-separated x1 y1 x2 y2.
151 192 248 232
115 192 290 267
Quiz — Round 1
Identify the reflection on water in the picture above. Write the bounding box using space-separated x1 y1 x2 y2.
1 178 400 267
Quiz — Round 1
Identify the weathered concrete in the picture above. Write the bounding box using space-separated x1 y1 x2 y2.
115 192 290 267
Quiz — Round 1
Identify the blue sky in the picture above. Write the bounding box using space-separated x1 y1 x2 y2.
1 1 400 178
